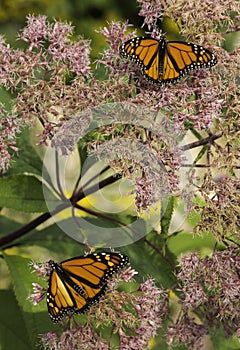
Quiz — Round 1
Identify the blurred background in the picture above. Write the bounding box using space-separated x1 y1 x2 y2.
1 0 238 66
0 0 144 60
1 0 237 67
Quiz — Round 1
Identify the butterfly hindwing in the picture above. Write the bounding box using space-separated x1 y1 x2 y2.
47 252 129 322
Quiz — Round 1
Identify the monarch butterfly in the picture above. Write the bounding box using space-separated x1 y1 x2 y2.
120 35 217 85
47 252 129 322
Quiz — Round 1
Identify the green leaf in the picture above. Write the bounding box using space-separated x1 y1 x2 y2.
39 215 148 249
161 196 175 238
96 325 120 349
222 31 240 52
168 231 217 255
0 174 48 212
0 87 12 110
211 328 240 350
0 289 31 350
109 332 120 349
0 216 22 236
124 237 177 288
185 209 201 227
6 128 43 177
117 281 140 293
2 253 57 349
188 126 203 140
19 224 86 260
77 142 88 166
192 144 208 165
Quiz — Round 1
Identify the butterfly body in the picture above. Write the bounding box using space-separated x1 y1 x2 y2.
47 252 129 322
120 36 217 85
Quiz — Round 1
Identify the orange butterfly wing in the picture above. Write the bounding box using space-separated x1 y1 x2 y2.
123 38 159 68
120 36 217 85
47 252 129 322
162 41 217 82
47 270 88 321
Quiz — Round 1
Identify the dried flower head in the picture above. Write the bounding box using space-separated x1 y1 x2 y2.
194 175 240 240
167 315 208 350
177 247 240 338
